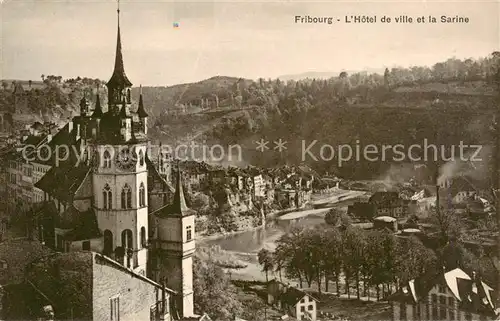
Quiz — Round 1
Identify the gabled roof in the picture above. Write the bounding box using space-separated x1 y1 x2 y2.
388 268 497 317
35 164 91 202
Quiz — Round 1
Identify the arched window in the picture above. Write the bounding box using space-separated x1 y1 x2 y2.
103 150 111 168
103 230 113 255
139 149 145 166
139 182 145 207
103 184 112 209
121 229 133 249
140 226 146 248
121 184 132 209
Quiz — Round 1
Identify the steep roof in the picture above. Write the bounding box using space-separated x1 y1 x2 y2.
91 92 103 117
106 11 132 88
35 164 91 202
388 267 497 317
136 91 148 118
155 169 195 218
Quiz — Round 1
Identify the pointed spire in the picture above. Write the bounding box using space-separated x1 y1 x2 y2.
107 0 132 88
172 166 191 214
92 84 103 118
137 85 149 118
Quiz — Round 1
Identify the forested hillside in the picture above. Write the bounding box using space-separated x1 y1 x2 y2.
2 53 499 181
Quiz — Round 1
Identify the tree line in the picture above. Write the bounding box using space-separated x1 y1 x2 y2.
258 209 498 300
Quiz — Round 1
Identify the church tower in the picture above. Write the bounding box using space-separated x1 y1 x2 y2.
154 169 195 318
91 3 149 275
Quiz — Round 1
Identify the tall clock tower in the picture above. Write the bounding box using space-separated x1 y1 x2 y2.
91 4 149 274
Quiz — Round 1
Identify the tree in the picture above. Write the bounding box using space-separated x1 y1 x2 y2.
394 236 437 284
384 68 390 88
193 257 244 320
322 227 343 294
325 208 351 228
430 207 464 246
257 248 274 282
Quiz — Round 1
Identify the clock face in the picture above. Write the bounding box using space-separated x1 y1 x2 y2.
115 148 137 171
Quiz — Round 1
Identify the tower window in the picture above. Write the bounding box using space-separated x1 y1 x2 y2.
139 149 144 166
103 150 112 168
139 182 145 207
186 225 192 241
121 229 133 249
103 184 112 209
140 226 146 248
121 184 132 209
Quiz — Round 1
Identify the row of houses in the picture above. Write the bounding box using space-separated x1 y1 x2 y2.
174 161 316 210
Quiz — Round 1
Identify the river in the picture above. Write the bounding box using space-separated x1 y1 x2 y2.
201 189 366 253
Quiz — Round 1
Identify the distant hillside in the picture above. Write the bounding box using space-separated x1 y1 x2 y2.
278 68 385 81
131 76 254 117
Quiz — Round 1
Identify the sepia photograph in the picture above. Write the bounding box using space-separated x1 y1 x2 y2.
0 0 499 320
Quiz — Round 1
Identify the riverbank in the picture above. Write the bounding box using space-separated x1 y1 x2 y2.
197 206 296 243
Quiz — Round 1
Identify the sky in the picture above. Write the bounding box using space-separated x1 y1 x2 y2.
1 0 499 86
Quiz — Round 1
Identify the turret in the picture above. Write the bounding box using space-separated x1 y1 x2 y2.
106 5 132 113
154 168 196 318
137 85 148 134
92 85 103 118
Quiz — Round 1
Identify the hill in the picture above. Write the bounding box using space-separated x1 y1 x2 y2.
278 68 385 81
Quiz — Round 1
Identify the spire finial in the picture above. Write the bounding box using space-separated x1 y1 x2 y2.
140 84 142 95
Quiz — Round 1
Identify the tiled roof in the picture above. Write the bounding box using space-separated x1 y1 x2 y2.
35 164 91 202
0 238 54 285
